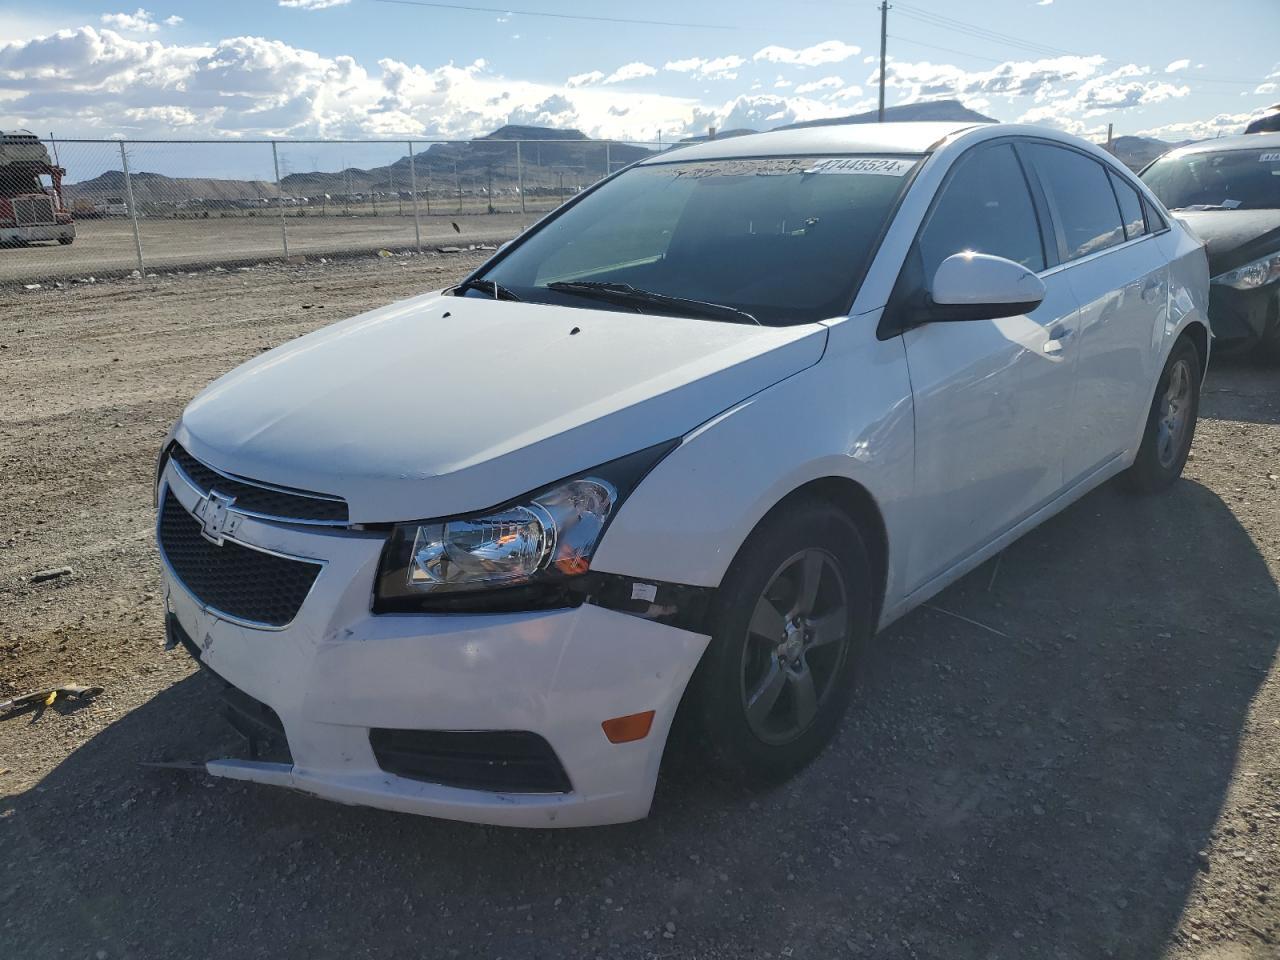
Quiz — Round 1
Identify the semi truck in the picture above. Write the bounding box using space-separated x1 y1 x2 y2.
0 129 76 247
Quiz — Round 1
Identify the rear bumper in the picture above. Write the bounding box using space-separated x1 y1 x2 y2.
158 460 709 827
0 223 74 242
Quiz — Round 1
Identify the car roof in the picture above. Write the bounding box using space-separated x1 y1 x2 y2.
638 121 989 163
1161 130 1280 158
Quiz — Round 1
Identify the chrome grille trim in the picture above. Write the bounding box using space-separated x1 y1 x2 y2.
167 444 349 527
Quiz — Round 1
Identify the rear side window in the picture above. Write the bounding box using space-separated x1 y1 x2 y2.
918 143 1046 276
1026 144 1126 261
1109 170 1147 240
1142 195 1168 232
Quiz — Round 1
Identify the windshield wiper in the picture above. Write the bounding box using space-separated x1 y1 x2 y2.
546 280 761 326
452 278 522 301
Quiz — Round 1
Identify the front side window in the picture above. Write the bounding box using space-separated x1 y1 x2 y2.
1026 143 1126 261
1141 147 1280 211
918 142 1046 278
477 155 922 326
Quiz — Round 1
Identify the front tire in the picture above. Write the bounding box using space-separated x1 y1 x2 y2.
1120 335 1201 494
683 498 874 782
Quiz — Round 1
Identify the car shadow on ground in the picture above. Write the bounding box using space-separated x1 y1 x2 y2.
1202 357 1280 426
4 478 1277 959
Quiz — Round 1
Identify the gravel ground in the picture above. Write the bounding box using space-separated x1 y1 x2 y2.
1 256 1278 960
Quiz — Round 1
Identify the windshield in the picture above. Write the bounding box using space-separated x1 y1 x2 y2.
1141 147 1280 211
475 155 921 326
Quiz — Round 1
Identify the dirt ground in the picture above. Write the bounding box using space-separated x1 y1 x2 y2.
1 256 1278 960
0 211 540 285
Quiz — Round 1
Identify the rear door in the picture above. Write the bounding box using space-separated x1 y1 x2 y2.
1022 143 1168 484
898 140 1081 595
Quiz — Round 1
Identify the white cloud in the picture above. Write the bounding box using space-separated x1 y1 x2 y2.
794 76 845 95
1137 108 1271 142
1165 58 1190 73
754 41 860 67
881 54 1105 104
1036 0 1053 5
278 0 351 8
100 8 180 33
603 61 656 84
566 70 604 88
663 55 745 80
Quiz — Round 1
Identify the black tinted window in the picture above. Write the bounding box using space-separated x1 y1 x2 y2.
1027 144 1126 260
1109 170 1146 240
919 143 1045 275
482 155 921 326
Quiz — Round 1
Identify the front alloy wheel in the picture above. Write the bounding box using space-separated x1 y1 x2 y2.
742 549 850 745
681 497 874 782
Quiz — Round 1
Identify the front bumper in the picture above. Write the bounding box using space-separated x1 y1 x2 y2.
0 223 74 243
157 459 709 827
1207 282 1279 349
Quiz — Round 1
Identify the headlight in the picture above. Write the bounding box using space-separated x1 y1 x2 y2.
1212 251 1280 290
374 440 677 613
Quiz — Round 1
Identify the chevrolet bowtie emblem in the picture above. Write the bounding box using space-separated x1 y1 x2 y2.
193 490 241 546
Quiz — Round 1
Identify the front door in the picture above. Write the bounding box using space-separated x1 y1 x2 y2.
898 141 1081 595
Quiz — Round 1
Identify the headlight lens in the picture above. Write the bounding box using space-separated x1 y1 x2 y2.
1212 251 1280 290
374 441 676 612
404 479 613 591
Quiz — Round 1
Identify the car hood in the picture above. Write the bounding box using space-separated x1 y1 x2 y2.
176 293 828 523
1173 209 1280 276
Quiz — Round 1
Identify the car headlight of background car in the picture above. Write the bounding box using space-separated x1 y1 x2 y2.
374 440 677 612
1212 251 1280 291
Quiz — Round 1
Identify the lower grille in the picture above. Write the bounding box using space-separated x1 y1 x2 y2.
369 729 573 794
158 490 321 628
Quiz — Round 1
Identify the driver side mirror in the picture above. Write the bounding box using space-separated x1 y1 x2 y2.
922 252 1046 323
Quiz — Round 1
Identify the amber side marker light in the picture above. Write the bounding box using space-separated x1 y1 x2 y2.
601 710 656 744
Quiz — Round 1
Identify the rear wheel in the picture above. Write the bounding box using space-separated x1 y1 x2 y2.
683 498 874 782
1120 336 1201 494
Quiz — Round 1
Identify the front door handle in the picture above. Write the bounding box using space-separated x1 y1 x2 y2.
1043 325 1074 353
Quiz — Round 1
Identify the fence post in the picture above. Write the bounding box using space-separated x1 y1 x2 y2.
516 140 526 216
605 141 611 180
118 140 145 277
408 140 422 253
271 141 289 259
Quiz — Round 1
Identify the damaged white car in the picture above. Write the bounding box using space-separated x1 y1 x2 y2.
157 121 1208 827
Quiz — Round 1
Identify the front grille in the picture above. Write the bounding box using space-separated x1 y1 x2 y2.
369 729 573 794
13 196 54 226
158 490 322 628
168 444 348 524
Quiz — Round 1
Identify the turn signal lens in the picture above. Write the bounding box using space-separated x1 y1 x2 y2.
601 710 656 744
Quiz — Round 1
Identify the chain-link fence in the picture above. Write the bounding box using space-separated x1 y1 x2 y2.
1 130 1153 288
0 135 663 286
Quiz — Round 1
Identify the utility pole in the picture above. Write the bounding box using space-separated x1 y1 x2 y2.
878 1 889 123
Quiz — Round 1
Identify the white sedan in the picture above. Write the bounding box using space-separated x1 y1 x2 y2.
156 121 1209 827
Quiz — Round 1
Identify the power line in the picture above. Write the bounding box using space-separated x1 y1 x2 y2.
887 34 1007 66
893 2 1085 59
370 0 733 29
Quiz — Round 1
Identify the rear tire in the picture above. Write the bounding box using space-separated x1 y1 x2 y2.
682 498 874 783
1120 336 1201 494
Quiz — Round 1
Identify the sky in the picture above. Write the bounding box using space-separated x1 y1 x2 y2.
0 0 1277 148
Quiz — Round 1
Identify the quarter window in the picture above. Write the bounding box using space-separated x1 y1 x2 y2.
918 143 1045 277
1108 170 1147 241
1026 144 1126 261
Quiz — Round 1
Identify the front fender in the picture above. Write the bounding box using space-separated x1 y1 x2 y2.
590 319 916 612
